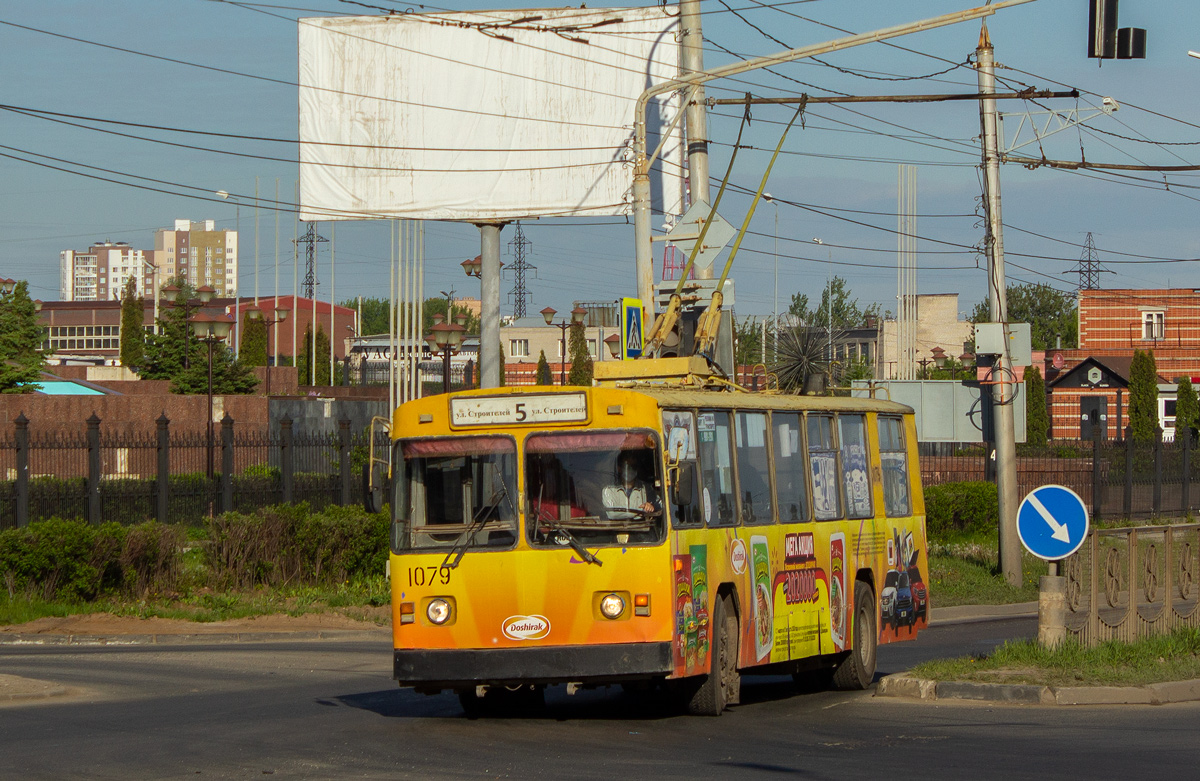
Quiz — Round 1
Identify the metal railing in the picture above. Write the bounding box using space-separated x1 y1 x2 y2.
1062 523 1200 646
0 413 388 529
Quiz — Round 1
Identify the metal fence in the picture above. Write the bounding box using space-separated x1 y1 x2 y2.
920 429 1200 521
1061 523 1200 646
0 413 387 530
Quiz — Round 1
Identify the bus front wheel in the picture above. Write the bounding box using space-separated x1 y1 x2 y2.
832 581 877 691
688 594 740 716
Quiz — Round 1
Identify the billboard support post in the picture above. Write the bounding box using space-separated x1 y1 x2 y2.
479 223 506 389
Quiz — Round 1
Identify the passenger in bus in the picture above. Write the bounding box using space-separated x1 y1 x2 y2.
528 456 588 526
602 452 659 519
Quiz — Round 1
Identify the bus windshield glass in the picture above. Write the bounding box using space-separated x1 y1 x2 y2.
395 436 518 552
525 430 664 548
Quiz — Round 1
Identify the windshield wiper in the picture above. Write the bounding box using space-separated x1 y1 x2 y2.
538 516 603 566
441 465 516 570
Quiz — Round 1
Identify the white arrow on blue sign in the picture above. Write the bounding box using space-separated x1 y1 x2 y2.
1017 484 1090 561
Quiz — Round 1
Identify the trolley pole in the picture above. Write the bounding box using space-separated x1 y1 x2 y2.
977 24 1022 587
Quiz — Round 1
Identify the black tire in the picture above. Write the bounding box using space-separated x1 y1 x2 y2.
832 581 877 691
688 595 740 716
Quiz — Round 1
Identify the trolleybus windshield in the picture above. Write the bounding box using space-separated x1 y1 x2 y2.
525 430 665 548
393 436 518 554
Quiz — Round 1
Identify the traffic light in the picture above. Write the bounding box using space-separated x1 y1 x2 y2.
1088 0 1118 59
1088 0 1146 60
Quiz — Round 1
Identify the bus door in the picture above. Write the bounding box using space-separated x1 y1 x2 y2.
663 410 707 677
729 410 779 667
771 412 822 663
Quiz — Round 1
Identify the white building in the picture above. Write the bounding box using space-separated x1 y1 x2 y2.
59 241 154 302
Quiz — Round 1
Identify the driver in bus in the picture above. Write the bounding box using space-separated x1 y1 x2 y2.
602 452 659 519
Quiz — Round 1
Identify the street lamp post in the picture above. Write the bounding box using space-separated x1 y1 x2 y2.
765 193 779 360
424 313 466 394
189 311 234 479
811 239 833 369
161 283 215 369
246 304 290 397
540 306 587 386
216 191 242 357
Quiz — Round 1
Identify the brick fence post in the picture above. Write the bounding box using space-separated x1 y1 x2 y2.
156 412 170 524
280 416 294 504
221 414 234 514
14 412 28 528
87 413 101 524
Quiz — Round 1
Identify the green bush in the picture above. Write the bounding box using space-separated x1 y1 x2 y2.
924 481 998 541
0 518 183 601
204 503 389 590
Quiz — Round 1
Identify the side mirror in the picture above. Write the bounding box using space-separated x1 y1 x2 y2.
672 461 695 507
363 462 385 514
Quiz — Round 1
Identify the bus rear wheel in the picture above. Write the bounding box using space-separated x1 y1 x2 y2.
688 595 740 716
832 581 877 691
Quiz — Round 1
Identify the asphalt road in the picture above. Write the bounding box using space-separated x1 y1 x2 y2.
3 617 1198 780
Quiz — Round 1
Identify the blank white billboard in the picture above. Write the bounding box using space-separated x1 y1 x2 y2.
298 8 683 222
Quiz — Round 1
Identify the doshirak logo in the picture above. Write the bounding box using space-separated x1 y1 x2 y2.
502 615 551 640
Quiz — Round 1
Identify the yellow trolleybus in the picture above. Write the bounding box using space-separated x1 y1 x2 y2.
379 363 928 715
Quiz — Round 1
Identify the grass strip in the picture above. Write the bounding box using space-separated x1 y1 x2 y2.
0 576 391 626
911 627 1200 687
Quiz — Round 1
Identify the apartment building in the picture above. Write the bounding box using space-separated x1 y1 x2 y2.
153 219 238 297
59 241 155 302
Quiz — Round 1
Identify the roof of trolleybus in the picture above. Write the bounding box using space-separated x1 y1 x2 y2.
394 385 915 421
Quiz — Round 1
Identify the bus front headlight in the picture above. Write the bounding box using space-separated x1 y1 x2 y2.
600 593 625 620
427 598 452 625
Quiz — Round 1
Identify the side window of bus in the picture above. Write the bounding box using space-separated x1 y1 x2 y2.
878 416 912 517
663 410 702 528
697 410 736 527
838 413 873 519
734 411 773 525
773 412 809 523
807 414 842 520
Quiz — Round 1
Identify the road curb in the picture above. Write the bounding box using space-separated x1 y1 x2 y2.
877 672 1200 706
0 629 391 647
928 602 1038 626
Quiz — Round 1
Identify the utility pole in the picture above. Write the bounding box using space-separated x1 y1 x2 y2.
680 0 710 277
977 23 1022 587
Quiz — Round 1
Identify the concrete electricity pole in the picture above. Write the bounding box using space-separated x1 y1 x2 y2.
976 23 1022 587
680 0 711 280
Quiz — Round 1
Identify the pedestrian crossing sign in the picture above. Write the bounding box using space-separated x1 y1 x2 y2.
621 297 643 360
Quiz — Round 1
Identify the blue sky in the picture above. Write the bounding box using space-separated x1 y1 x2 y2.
1 0 1198 322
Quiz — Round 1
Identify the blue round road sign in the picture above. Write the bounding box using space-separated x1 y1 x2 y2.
1017 484 1089 561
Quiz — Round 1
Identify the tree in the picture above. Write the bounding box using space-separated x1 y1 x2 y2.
0 280 47 393
498 339 507 388
1025 365 1049 445
734 315 765 367
536 350 552 385
171 345 259 395
297 323 332 386
970 283 1078 350
566 321 593 386
239 312 268 367
788 276 880 330
1176 377 1198 445
344 297 388 336
142 281 202 382
1128 349 1159 442
119 278 145 371
422 297 479 336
